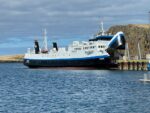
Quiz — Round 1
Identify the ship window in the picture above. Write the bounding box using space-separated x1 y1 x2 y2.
90 46 95 49
99 45 105 48
89 42 93 45
84 47 89 49
99 50 103 53
74 48 81 50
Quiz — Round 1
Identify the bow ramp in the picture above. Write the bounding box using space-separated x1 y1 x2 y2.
107 31 125 50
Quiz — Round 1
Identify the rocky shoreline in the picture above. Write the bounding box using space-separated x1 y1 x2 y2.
0 55 24 63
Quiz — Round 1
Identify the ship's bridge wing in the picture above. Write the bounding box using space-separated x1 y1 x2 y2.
107 31 125 50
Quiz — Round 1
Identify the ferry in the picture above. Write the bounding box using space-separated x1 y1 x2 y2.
24 22 125 68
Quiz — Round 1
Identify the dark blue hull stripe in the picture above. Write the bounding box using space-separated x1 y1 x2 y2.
24 55 109 61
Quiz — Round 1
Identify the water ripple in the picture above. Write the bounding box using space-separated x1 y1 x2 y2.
0 63 150 113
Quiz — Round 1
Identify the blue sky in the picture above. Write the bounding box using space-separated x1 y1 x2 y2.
0 0 150 55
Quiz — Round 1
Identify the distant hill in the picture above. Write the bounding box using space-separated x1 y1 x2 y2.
107 24 150 58
0 54 24 62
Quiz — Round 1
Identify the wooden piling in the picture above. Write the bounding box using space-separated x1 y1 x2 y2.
117 60 148 71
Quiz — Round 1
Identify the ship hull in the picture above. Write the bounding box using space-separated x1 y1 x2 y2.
23 58 117 68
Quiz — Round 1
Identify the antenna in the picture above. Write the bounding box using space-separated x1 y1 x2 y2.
43 28 48 51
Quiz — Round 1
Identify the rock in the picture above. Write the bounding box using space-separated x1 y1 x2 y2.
107 24 150 58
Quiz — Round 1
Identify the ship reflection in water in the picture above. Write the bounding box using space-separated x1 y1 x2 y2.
0 63 150 113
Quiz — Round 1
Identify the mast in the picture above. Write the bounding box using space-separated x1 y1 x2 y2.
125 43 130 60
124 43 127 59
148 11 150 54
138 41 141 60
124 43 130 60
101 21 105 36
127 43 130 60
43 28 48 51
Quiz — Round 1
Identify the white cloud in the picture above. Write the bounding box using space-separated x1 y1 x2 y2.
0 0 150 54
0 0 149 39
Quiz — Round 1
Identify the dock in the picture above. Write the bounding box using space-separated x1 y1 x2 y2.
117 60 148 71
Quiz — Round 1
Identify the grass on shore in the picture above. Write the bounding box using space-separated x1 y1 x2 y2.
0 54 24 62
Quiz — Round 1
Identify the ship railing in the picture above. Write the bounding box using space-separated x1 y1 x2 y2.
27 48 31 54
27 48 36 54
27 48 51 57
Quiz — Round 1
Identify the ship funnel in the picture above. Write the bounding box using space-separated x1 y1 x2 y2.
53 42 58 51
107 31 125 50
34 40 40 54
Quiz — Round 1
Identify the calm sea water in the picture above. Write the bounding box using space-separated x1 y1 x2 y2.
0 63 150 113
